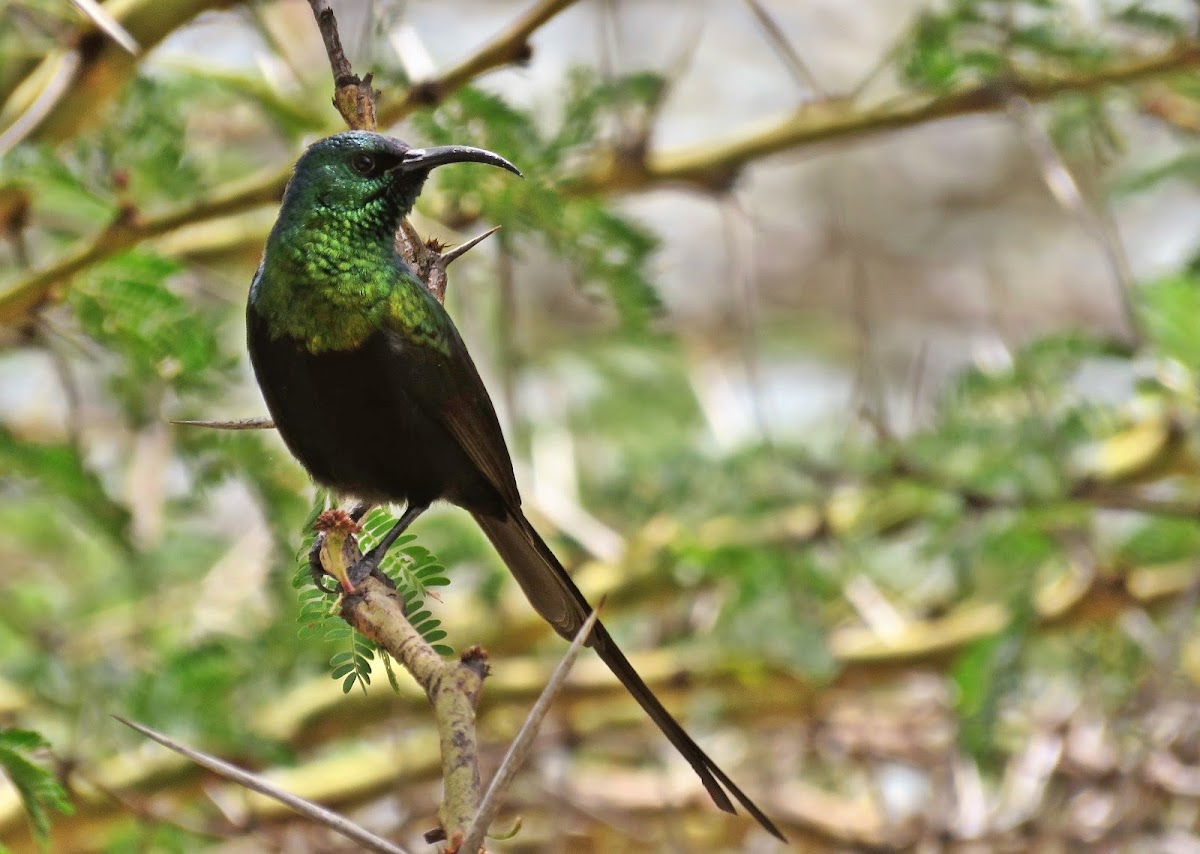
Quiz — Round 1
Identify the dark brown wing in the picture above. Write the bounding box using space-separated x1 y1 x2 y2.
381 301 522 511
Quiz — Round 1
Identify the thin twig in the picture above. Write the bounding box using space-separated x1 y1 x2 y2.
442 225 502 268
170 418 276 431
740 0 820 92
66 0 140 55
1 0 231 149
306 0 354 85
1005 94 1142 346
458 606 602 854
385 0 582 117
0 52 80 157
306 0 378 130
112 716 413 854
410 225 502 304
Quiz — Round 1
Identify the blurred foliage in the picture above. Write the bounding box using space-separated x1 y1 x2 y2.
411 75 664 327
1 0 1200 850
900 0 1188 92
0 728 71 846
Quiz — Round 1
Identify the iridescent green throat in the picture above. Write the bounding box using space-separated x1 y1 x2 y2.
252 195 447 356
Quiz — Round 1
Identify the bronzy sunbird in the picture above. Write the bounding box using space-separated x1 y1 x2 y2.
247 131 783 840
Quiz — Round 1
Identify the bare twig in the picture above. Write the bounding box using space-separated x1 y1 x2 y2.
0 0 230 146
442 225 503 269
112 716 413 854
398 224 502 305
66 0 140 55
384 0 581 117
0 52 80 156
740 0 819 92
336 566 489 839
306 0 379 131
312 513 491 842
170 418 276 431
458 605 602 854
307 0 354 85
1006 94 1142 346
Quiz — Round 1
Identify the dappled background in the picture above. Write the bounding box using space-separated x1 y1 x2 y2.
4 0 1200 850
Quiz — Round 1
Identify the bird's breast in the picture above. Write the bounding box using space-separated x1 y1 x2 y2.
247 303 465 506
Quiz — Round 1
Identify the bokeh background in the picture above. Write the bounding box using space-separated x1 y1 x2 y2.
4 0 1200 851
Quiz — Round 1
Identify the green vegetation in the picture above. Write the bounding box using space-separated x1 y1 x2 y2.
2 0 1200 849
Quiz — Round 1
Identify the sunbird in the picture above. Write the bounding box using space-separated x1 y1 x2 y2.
246 130 783 840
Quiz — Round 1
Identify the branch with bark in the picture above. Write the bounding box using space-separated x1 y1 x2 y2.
0 0 230 151
313 509 492 848
2 10 1197 324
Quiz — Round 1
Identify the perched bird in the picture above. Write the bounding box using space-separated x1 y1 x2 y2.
247 130 783 841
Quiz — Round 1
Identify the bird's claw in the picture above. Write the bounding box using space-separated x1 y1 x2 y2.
346 544 395 591
308 535 339 592
346 552 379 589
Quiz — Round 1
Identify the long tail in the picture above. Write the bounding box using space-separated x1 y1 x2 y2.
472 508 785 841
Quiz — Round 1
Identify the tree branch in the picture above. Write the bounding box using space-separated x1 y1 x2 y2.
4 37 1199 325
565 41 1200 195
316 509 490 846
305 0 378 131
378 0 580 118
458 606 600 854
8 545 1198 849
0 0 232 145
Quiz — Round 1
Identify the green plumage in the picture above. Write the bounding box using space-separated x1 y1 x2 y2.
251 141 446 355
247 131 783 840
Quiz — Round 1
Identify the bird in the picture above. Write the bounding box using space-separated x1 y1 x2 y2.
246 130 784 841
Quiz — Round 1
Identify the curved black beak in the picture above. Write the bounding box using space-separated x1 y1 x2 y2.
392 144 522 178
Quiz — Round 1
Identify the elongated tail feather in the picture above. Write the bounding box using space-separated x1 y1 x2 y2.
471 509 785 841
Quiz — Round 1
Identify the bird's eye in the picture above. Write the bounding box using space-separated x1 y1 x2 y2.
350 153 376 176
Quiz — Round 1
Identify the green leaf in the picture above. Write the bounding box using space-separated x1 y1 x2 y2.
1142 272 1200 374
70 251 231 423
0 729 72 842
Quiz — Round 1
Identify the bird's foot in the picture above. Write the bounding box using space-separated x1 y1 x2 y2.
308 535 340 593
346 550 379 590
345 544 398 591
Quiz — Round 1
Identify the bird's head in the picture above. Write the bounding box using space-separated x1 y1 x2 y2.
282 130 521 227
